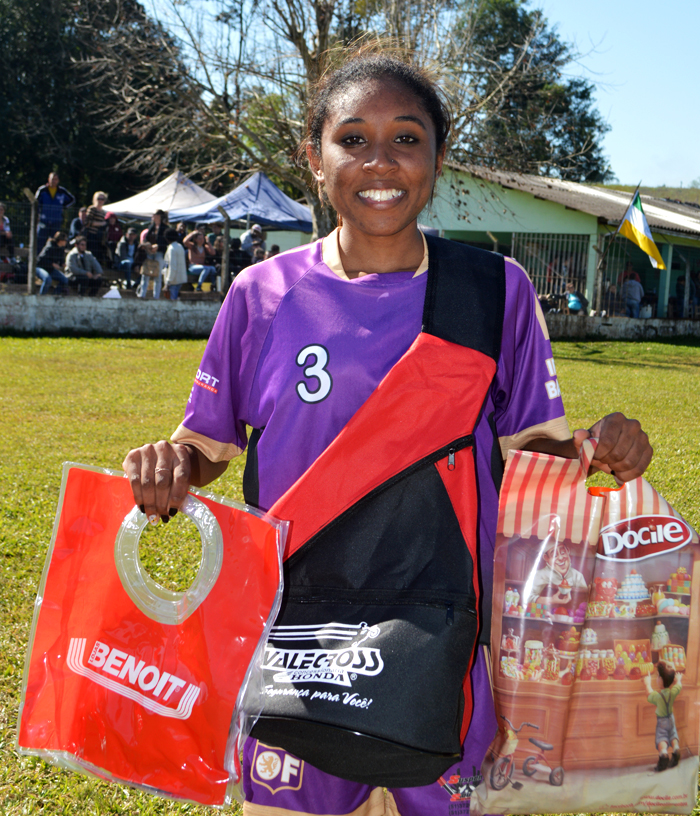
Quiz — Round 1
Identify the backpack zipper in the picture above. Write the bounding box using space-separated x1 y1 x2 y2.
288 434 475 567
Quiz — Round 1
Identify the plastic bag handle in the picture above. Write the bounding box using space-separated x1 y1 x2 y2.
114 494 223 624
579 436 597 477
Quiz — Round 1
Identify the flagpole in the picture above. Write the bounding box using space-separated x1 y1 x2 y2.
594 182 642 313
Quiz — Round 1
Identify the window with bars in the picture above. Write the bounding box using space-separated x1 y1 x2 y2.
510 233 590 297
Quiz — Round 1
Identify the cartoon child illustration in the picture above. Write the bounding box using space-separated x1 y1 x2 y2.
643 661 682 771
528 539 587 606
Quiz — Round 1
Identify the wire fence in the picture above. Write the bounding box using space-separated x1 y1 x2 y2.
0 201 37 250
510 232 590 297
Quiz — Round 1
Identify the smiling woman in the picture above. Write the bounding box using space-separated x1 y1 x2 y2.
303 56 450 276
122 48 652 816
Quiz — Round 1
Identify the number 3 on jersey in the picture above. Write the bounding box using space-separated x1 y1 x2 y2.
296 345 333 403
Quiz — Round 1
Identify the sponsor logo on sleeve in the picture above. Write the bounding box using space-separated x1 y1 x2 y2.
544 357 561 400
194 369 220 394
597 515 692 562
66 638 200 719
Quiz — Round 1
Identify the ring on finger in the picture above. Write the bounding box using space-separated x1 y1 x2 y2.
155 467 171 474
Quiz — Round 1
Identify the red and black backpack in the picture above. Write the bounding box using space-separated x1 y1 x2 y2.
248 236 505 787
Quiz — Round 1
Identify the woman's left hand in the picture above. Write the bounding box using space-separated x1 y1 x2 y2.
523 412 652 483
572 412 652 483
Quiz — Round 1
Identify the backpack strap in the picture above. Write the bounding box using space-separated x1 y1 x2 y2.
423 234 505 362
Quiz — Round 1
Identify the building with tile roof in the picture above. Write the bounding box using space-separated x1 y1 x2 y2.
420 165 700 318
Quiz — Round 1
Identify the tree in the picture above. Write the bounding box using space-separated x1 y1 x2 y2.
77 0 613 237
457 0 613 182
0 0 162 202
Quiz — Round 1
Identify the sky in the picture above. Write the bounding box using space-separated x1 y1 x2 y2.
537 0 699 187
149 0 697 188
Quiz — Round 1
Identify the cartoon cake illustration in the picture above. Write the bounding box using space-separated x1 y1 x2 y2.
615 570 650 602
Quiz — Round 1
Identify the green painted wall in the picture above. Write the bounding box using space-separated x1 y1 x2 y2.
420 168 599 235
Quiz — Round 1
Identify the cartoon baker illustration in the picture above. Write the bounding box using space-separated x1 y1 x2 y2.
527 539 588 607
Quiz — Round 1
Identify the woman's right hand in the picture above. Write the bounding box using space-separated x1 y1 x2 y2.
122 441 193 525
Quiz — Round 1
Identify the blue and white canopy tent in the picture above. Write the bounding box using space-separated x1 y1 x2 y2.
169 171 313 233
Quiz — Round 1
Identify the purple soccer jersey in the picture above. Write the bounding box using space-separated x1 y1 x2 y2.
172 232 569 815
173 233 568 600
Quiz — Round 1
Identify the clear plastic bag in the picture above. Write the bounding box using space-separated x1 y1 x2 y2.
17 462 287 807
473 439 700 815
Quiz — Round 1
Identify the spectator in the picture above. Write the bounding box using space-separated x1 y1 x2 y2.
0 202 16 262
66 235 103 296
240 223 265 260
35 172 76 250
183 229 217 292
116 227 140 289
675 274 697 319
212 234 240 280
564 282 589 316
69 207 88 241
175 221 188 244
206 221 223 247
105 212 124 259
621 261 641 285
145 209 169 281
265 244 280 260
136 242 162 299
621 275 645 318
253 247 266 264
223 235 248 278
163 228 188 300
84 191 109 265
131 241 151 293
36 231 69 295
212 235 225 269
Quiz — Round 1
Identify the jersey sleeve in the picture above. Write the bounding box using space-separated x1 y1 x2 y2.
171 270 265 462
493 258 570 458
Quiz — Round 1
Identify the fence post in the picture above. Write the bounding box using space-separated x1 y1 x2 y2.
23 188 37 294
218 206 230 294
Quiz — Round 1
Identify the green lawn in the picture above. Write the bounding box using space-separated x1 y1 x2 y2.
1 336 699 814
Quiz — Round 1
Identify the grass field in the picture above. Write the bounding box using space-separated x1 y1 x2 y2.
1 336 699 815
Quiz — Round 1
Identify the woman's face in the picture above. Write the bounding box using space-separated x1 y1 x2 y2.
195 233 204 246
153 213 162 225
308 78 444 239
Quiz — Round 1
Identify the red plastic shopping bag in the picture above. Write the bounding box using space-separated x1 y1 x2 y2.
472 440 700 814
17 463 286 806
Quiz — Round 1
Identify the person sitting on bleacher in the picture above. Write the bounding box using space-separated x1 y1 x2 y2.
183 229 217 292
66 236 103 296
37 231 69 295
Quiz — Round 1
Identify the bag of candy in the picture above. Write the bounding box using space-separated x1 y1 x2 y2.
472 439 700 814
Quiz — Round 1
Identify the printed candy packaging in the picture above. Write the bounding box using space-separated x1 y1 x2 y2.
472 440 700 815
17 463 286 807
